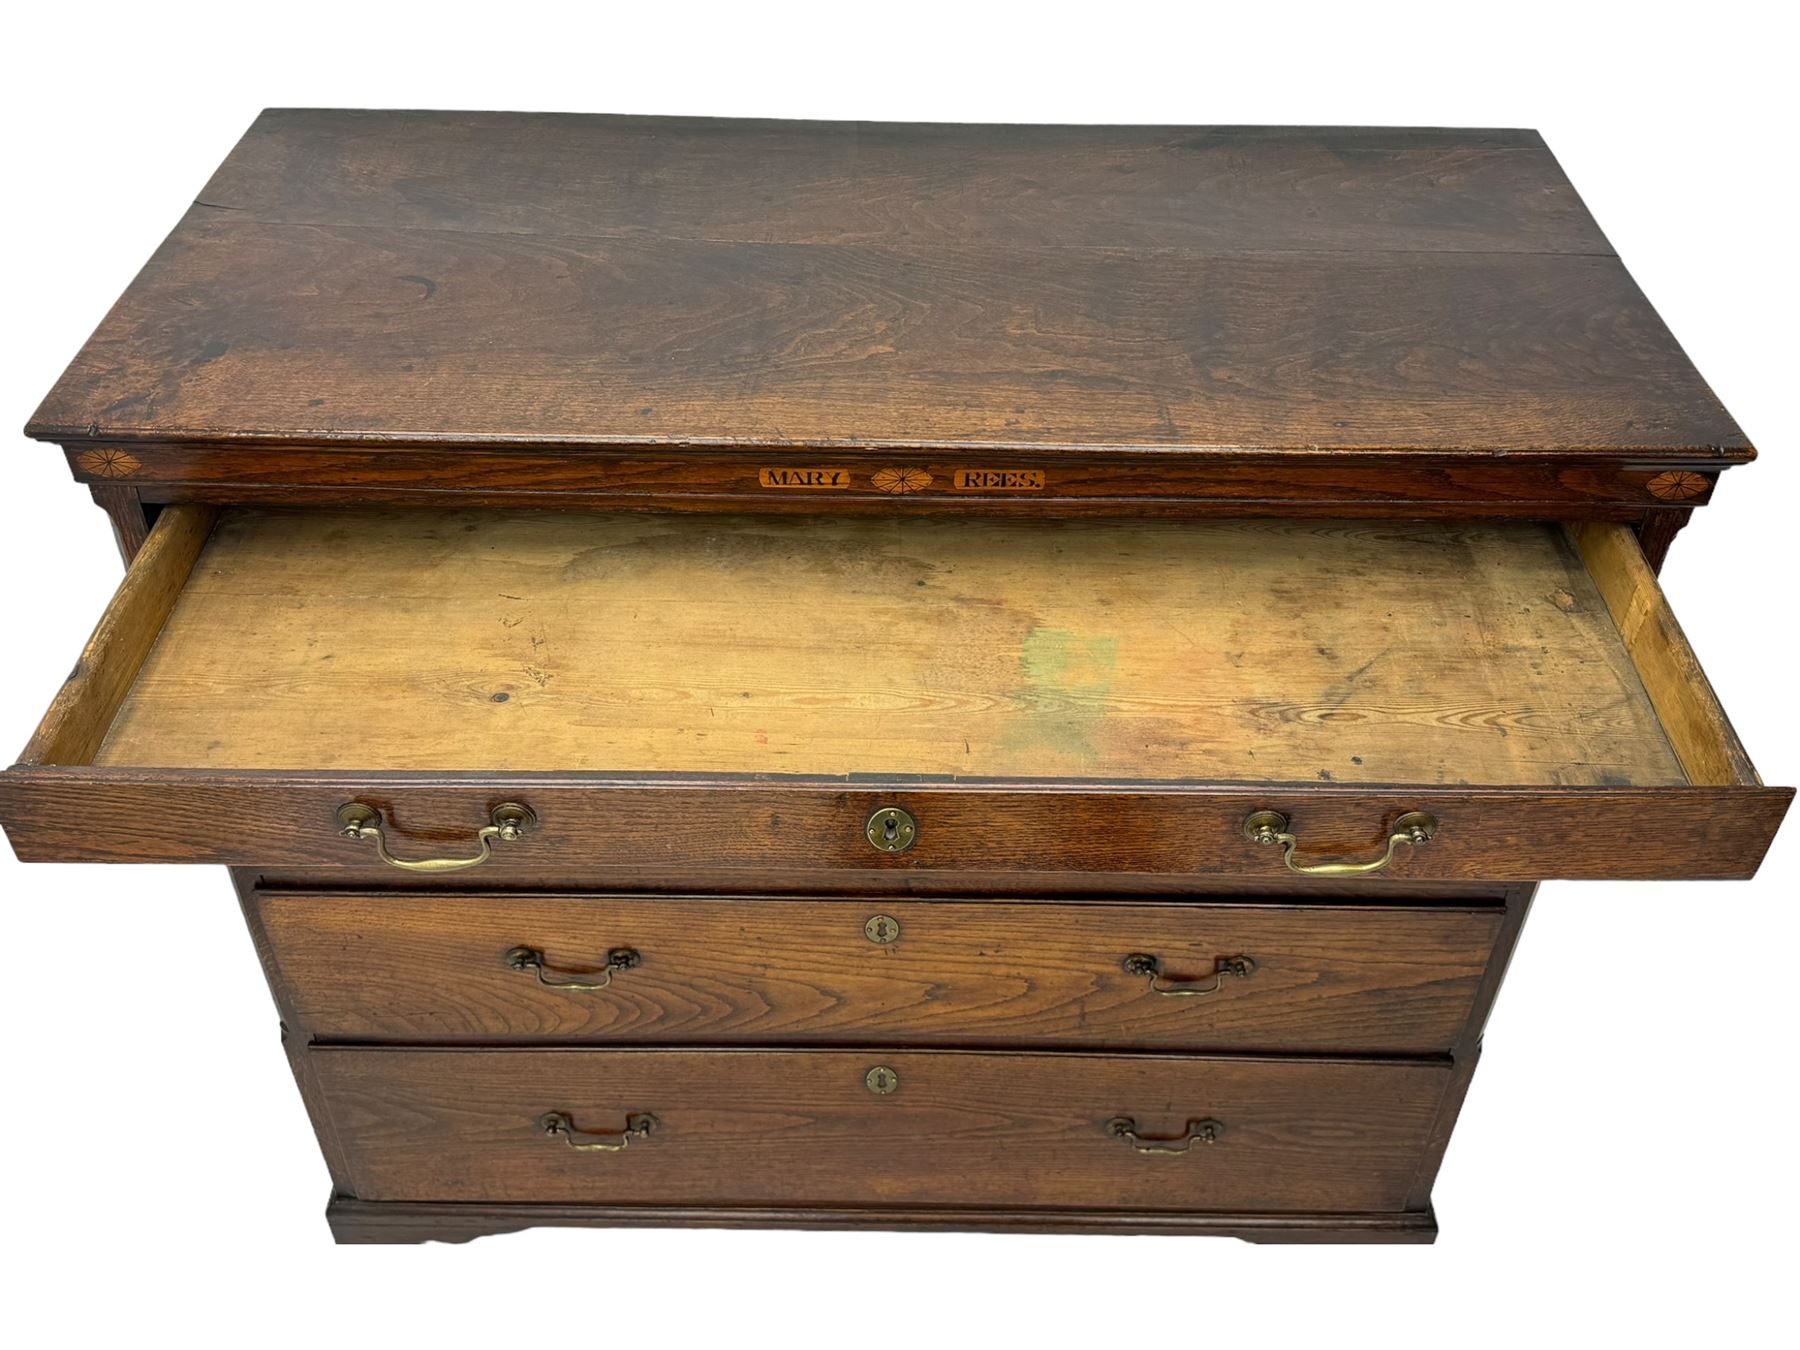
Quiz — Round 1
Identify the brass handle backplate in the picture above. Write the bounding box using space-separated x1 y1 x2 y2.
538 1110 658 1152
507 945 641 991
1123 952 1256 997
1242 809 1437 877
1107 1116 1223 1155
336 801 536 872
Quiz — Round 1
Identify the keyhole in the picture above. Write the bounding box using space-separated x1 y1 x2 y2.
865 807 917 853
865 1065 899 1095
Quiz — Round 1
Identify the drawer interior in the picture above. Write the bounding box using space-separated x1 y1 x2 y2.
21 506 1761 791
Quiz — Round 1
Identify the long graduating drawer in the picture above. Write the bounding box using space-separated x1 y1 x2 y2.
0 506 1788 880
312 1048 1451 1212
260 893 1501 1052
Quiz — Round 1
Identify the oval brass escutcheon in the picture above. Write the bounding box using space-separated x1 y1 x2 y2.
865 1065 900 1095
865 914 901 944
865 807 917 853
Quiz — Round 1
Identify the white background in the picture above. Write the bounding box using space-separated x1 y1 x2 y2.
3 3 1794 1344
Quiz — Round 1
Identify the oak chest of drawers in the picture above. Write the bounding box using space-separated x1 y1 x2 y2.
3 110 1788 1243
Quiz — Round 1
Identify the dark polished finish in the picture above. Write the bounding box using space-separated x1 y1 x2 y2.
85 448 1730 531
5 113 1784 1246
312 1047 1450 1210
255 892 1502 1052
27 111 1750 542
30 115 1746 461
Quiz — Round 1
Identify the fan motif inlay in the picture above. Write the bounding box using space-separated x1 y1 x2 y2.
1646 471 1708 501
872 467 934 495
76 449 141 478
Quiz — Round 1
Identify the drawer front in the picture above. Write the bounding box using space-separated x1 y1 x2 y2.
313 1048 1450 1212
261 894 1500 1053
3 774 1790 880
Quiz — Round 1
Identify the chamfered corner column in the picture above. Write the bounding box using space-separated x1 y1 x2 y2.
88 483 153 565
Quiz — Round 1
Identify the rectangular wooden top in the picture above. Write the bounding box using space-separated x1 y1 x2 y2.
27 110 1749 462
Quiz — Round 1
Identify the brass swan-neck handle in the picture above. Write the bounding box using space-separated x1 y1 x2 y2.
1107 1117 1224 1155
1122 952 1256 997
336 801 536 872
1242 810 1437 877
537 1111 659 1153
507 945 642 991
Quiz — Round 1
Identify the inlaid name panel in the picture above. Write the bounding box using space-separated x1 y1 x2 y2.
65 443 1722 519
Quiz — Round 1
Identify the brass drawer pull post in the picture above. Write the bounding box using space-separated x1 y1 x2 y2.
507 945 642 991
1107 1116 1224 1155
1123 952 1256 997
1243 809 1437 876
538 1110 658 1152
336 801 536 872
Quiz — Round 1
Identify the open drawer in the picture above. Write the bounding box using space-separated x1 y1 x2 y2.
0 507 1788 880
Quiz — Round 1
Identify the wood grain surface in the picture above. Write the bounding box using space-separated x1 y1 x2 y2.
1570 523 1758 786
312 1046 1451 1211
74 442 1725 520
27 111 1746 460
259 893 1501 1052
18 506 216 766
93 509 1685 787
4 773 1787 879
189 115 1602 253
5 111 1784 1255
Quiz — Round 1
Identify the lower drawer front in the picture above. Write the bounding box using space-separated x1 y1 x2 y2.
313 1049 1450 1212
262 894 1500 1052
